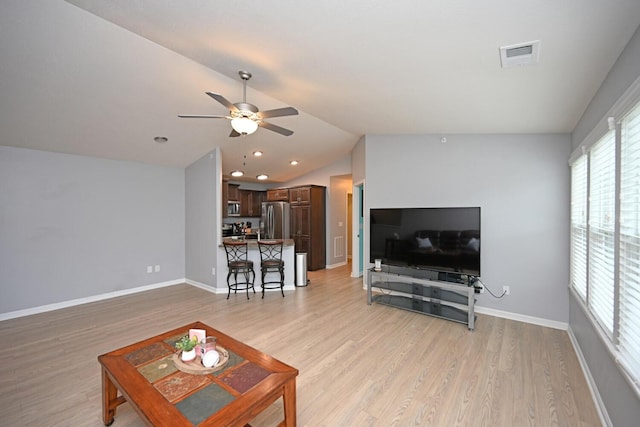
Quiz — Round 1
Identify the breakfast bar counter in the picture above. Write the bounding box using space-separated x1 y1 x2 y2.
220 238 295 248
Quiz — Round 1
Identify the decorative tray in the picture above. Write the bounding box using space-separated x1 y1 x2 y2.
172 345 229 375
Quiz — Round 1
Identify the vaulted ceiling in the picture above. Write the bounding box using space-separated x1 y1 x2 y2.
2 1 640 182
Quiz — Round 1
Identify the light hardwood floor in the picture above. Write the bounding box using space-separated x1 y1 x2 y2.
0 264 601 426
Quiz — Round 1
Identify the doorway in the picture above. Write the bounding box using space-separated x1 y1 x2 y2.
347 193 353 261
352 182 364 278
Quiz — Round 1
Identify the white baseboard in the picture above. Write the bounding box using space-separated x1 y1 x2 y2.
567 326 612 427
185 279 222 294
326 260 348 269
1 277 301 321
185 279 296 294
474 306 568 330
0 279 185 321
365 281 568 330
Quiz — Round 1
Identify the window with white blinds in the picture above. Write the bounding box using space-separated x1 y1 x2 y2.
570 96 640 392
588 131 616 335
619 102 640 383
570 156 588 299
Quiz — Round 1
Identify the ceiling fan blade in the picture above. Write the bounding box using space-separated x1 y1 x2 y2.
258 106 299 119
178 114 228 119
206 92 239 112
259 121 294 136
229 129 241 137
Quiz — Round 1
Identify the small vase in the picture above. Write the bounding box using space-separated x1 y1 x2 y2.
181 349 196 362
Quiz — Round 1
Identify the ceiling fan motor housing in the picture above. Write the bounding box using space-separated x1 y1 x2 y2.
233 103 259 121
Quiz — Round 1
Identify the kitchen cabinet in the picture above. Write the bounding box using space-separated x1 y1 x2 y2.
223 181 242 218
222 181 229 218
289 186 311 204
289 185 325 270
254 191 266 215
228 183 240 202
267 188 289 201
240 190 266 217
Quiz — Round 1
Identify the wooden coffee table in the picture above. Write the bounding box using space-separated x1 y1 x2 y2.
98 321 298 426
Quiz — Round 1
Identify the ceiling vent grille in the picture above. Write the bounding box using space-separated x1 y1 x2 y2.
499 40 540 68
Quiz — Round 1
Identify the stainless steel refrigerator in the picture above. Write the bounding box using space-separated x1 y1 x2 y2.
261 202 290 240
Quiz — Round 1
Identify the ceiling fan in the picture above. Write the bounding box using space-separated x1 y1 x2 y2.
179 70 298 137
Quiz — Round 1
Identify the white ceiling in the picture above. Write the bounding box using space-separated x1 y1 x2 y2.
2 1 640 183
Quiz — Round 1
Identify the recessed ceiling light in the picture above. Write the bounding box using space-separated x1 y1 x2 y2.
230 170 244 177
256 174 268 180
290 160 299 165
253 151 263 157
154 136 168 143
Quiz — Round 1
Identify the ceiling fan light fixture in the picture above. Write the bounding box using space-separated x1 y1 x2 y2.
231 117 258 135
230 170 244 177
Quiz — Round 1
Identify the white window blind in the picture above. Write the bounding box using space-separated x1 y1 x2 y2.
619 102 640 383
588 131 616 335
571 156 588 299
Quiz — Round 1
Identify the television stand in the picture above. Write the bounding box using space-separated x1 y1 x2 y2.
367 265 476 330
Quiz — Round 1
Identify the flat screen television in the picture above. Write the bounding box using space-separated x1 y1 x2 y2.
370 207 481 276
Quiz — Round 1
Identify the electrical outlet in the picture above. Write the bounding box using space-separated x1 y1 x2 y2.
147 266 153 273
212 267 216 276
154 265 160 273
503 285 510 295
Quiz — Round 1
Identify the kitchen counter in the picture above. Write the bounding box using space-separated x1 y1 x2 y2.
220 238 295 248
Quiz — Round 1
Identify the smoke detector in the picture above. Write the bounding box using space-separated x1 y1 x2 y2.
499 40 540 68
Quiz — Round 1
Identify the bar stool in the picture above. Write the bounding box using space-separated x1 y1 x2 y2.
223 241 255 299
258 240 285 298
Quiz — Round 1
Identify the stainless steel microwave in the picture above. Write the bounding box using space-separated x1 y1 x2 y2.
227 201 240 216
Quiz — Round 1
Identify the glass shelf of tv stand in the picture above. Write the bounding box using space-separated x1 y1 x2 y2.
367 266 476 330
372 294 471 325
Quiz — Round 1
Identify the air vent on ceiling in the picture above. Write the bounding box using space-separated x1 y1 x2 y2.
499 40 540 68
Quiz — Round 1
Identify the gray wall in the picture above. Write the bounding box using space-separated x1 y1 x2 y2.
0 146 185 314
569 25 640 427
185 149 221 287
351 136 366 184
572 25 640 150
570 298 638 426
364 133 571 323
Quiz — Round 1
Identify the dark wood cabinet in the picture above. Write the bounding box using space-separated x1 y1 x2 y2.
289 185 325 270
240 190 250 217
240 190 265 217
254 191 266 216
222 181 229 218
267 188 289 201
289 187 311 204
228 184 240 202
222 181 240 218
